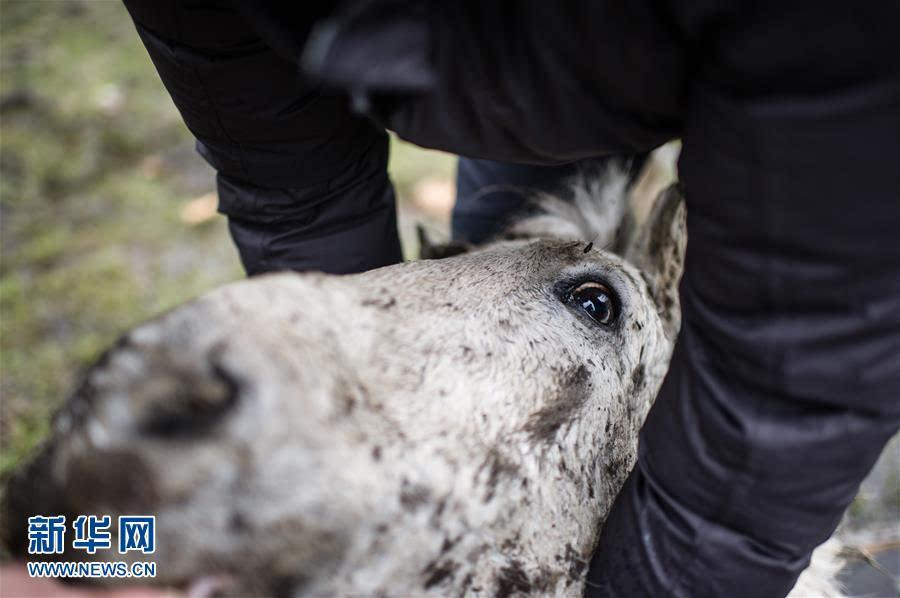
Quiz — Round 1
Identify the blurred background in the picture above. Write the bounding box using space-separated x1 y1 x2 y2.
0 1 456 477
0 2 897 594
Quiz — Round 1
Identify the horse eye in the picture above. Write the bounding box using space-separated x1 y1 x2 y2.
570 282 617 325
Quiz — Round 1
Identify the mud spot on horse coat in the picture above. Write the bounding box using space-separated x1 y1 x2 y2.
422 558 459 589
270 574 310 598
630 363 645 392
360 292 396 310
483 450 520 503
399 479 431 511
229 511 249 532
523 365 591 443
440 535 460 554
495 560 532 597
563 543 588 584
554 544 590 587
339 392 356 414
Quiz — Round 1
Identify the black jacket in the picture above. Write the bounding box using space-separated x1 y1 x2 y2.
304 2 900 596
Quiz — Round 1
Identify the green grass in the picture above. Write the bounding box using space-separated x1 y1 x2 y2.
0 1 454 479
0 1 240 478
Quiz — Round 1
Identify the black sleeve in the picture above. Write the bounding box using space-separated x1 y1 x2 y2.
304 0 686 163
121 0 402 275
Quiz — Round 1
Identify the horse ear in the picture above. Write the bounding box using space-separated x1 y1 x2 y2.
416 224 472 259
625 183 686 340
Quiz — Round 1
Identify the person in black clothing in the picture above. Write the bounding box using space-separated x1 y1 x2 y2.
120 2 627 275
122 2 900 597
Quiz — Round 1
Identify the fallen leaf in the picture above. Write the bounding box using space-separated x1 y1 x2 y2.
410 177 455 222
180 192 218 225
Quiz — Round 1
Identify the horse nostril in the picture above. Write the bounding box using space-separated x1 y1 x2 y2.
136 348 242 439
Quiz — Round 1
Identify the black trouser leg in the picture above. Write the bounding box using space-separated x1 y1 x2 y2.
586 85 900 598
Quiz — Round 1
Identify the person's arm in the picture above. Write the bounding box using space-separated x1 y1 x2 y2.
121 0 402 275
302 2 900 596
303 1 686 163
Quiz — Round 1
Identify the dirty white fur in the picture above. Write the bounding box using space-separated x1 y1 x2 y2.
791 540 846 598
4 166 843 597
506 166 631 251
